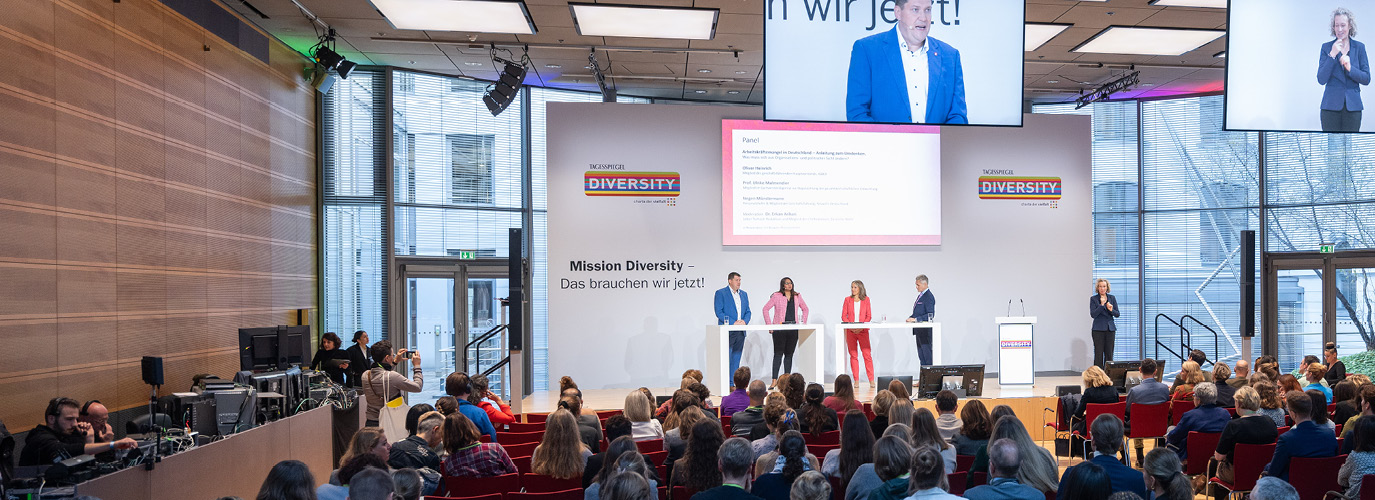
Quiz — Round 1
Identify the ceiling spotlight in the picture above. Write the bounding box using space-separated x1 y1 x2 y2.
313 45 345 70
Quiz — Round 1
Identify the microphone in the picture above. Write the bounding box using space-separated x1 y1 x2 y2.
1020 299 1026 316
1006 299 1012 317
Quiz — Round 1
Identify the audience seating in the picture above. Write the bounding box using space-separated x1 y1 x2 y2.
441 473 521 498
1288 455 1345 500
521 474 582 493
1339 437 1346 454
722 415 732 427
1361 474 1375 500
968 472 988 488
804 430 840 446
512 455 533 475
497 431 545 444
946 472 967 496
1073 402 1126 459
1126 403 1170 464
643 450 668 467
1337 424 1344 436
808 444 839 460
1184 432 1223 476
1208 442 1275 500
954 455 974 472
503 442 538 458
637 439 664 453
1277 426 1291 436
658 486 667 500
507 422 545 433
655 464 668 483
526 413 550 423
1286 415 1294 426
671 485 698 500
1226 407 1238 418
1169 400 1196 427
507 489 583 500
862 403 876 421
596 410 621 419
429 494 504 500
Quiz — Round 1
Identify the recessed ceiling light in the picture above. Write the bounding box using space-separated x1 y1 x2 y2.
1025 23 1070 52
693 90 707 94
727 90 740 94
1149 0 1226 7
1047 80 1060 84
1140 83 1155 87
697 69 712 73
1072 26 1225 56
569 3 719 40
465 62 484 66
369 0 537 35
545 64 562 68
735 70 748 74
408 60 416 64
1214 50 1226 58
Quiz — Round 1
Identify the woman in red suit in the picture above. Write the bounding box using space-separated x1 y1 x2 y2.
842 280 875 387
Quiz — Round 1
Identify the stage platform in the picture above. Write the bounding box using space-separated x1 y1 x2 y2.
518 374 1084 441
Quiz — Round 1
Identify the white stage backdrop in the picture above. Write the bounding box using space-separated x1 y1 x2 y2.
547 103 1091 390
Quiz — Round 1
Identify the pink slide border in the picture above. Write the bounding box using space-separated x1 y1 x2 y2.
721 120 941 246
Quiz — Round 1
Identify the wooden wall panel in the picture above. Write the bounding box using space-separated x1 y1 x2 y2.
0 0 318 429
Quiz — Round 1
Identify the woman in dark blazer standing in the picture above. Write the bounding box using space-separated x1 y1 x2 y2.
1319 7 1370 132
1090 279 1119 369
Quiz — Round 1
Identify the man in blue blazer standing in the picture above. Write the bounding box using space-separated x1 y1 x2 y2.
714 272 751 388
845 0 966 124
905 274 936 366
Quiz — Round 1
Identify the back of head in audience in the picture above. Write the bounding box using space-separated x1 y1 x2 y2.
443 412 480 454
688 382 712 405
348 468 395 500
682 418 727 491
1213 363 1231 383
960 400 991 440
1335 380 1357 404
604 414 633 442
838 409 876 486
887 400 915 431
1307 390 1330 424
255 460 316 500
403 404 435 437
907 445 946 492
1286 390 1313 421
1189 349 1206 366
881 423 912 442
598 436 641 483
1143 448 1191 500
1354 414 1375 452
748 380 768 404
784 375 807 408
684 369 705 383
1235 386 1261 413
789 471 831 500
987 438 1019 479
339 454 389 486
1059 460 1110 500
778 430 809 482
1306 363 1328 384
1140 358 1157 378
1251 476 1300 500
910 408 948 451
886 379 910 400
1194 382 1217 406
624 391 653 423
734 367 751 392
1090 414 1124 455
934 390 957 413
1107 493 1145 500
1083 366 1111 388
534 409 586 479
802 383 829 435
446 371 473 397
599 471 651 500
988 404 1016 424
391 468 423 500
435 396 458 416
873 434 913 481
1256 380 1283 410
718 437 755 482
872 390 896 417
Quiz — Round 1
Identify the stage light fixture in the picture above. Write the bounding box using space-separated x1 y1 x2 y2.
483 58 528 116
313 45 344 70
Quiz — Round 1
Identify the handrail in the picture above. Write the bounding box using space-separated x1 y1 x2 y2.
1154 314 1190 363
1179 314 1220 366
465 324 508 350
481 357 511 378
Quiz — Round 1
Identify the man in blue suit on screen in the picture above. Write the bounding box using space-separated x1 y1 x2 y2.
714 272 751 388
845 0 966 124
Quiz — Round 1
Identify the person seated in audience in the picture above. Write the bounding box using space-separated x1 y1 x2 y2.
255 460 316 500
1164 382 1230 463
903 446 961 500
347 467 396 500
1171 350 1211 391
1170 361 1205 402
932 390 963 442
1306 364 1334 406
1211 363 1237 407
1141 448 1191 500
665 390 702 433
1074 365 1118 437
1210 386 1278 487
692 437 764 500
602 469 654 500
974 415 1058 494
436 396 458 416
19 397 136 466
668 405 708 466
823 375 862 414
911 409 956 474
534 409 591 479
391 468 424 500
887 399 915 432
754 429 820 479
886 378 911 401
389 410 444 472
560 393 605 452
962 437 1041 500
1308 389 1337 431
689 382 717 414
1254 380 1288 427
362 340 422 427
672 419 727 492
1299 355 1326 387
561 375 583 397
1334 380 1361 427
471 374 516 427
587 440 659 500
851 434 912 500
1060 414 1146 499
1252 476 1301 500
1124 359 1170 465
868 390 896 438
798 383 838 435
587 433 662 489
752 431 819 500
1264 390 1337 480
752 400 796 460
339 427 391 481
318 454 389 500
1342 385 1375 447
722 367 753 417
402 404 436 438
952 399 991 457
1277 373 1304 396
782 374 807 409
309 331 350 385
1230 360 1251 389
788 471 831 500
440 411 517 478
731 380 768 438
1352 374 1372 387
1058 460 1110 500
1338 415 1375 499
624 391 665 442
658 371 707 419
821 410 873 482
446 372 498 442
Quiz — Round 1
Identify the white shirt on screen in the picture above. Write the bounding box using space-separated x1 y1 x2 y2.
897 34 929 124
732 288 742 322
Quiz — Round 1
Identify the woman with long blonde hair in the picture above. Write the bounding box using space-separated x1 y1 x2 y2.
532 409 589 479
1172 361 1205 401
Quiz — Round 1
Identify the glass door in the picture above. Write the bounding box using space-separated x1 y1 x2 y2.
1265 251 1375 371
1274 267 1324 370
1333 263 1375 357
465 266 511 399
407 275 458 403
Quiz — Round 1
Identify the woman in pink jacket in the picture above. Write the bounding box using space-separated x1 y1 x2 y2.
762 277 809 383
841 280 875 386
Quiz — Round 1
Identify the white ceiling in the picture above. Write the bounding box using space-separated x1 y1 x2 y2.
224 0 1229 104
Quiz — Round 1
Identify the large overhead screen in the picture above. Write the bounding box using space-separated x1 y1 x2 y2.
1226 0 1375 133
763 0 1025 127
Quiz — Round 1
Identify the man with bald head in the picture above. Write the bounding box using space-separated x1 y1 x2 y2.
963 438 1043 500
79 401 114 444
729 380 768 438
1229 360 1251 389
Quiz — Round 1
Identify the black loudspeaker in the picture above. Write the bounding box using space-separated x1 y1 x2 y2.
141 356 164 387
508 228 524 351
1241 230 1256 338
483 61 527 116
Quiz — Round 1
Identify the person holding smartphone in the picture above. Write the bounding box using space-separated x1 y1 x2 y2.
762 277 809 383
361 339 423 427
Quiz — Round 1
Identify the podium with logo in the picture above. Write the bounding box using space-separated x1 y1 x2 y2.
995 316 1036 385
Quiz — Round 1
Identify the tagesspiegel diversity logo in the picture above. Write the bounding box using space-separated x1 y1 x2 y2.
977 176 1062 200
584 171 681 197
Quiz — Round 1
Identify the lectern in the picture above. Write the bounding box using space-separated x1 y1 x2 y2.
995 316 1036 385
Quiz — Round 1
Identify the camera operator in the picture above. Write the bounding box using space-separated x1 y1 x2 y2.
20 397 136 466
362 340 423 427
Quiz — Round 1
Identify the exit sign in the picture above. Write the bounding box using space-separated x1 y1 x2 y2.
457 250 477 259
1320 244 1336 254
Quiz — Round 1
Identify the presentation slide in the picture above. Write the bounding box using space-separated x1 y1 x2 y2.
1227 0 1375 133
722 120 940 245
763 0 1024 126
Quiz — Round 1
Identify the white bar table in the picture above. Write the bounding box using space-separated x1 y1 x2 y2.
832 322 944 380
705 323 825 396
